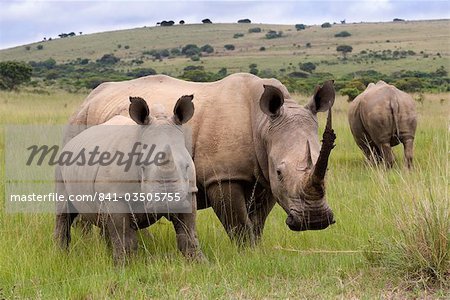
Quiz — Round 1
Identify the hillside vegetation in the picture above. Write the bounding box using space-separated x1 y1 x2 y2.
0 20 449 95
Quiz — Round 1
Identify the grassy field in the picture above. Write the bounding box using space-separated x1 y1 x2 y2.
1 20 449 78
0 89 448 298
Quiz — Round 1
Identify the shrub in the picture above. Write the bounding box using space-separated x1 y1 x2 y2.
394 77 423 92
248 27 262 33
170 48 181 56
238 19 251 23
97 54 120 65
288 71 310 78
265 30 283 39
224 44 235 51
124 45 130 49
126 68 157 78
306 42 311 48
36 44 44 50
259 46 266 51
202 18 212 24
190 55 200 61
321 22 332 28
200 44 214 54
233 33 244 38
25 46 31 51
249 63 258 75
334 31 351 37
0 61 32 90
340 87 360 101
182 44 201 57
295 24 306 31
299 62 316 73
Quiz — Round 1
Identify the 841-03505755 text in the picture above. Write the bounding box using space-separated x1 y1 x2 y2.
9 192 182 202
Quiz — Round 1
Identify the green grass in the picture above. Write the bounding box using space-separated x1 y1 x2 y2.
0 90 448 298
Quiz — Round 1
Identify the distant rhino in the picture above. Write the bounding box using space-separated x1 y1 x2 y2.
348 81 417 168
64 73 337 246
55 96 204 263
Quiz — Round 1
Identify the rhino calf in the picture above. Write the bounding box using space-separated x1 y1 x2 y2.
54 95 204 263
348 81 417 168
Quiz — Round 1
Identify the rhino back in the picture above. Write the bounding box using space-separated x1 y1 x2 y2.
69 73 290 187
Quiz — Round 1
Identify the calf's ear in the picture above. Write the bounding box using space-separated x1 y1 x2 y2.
173 95 194 125
306 80 335 113
129 96 151 125
260 85 284 118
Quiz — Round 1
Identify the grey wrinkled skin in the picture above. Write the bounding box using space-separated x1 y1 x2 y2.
54 96 204 264
348 81 417 169
63 73 337 246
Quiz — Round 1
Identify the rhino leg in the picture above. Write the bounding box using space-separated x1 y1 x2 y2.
207 182 255 247
248 188 276 243
171 195 205 261
402 138 414 169
106 214 137 265
380 143 395 168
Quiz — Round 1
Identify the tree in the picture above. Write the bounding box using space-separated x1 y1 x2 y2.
179 20 185 25
238 19 251 23
299 62 316 73
202 18 212 24
182 44 201 57
321 22 332 28
0 61 32 90
336 45 353 59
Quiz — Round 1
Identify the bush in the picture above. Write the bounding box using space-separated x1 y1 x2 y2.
288 71 310 78
182 44 201 57
36 44 44 50
202 19 212 24
334 31 351 37
248 27 262 33
233 33 244 38
295 24 306 31
0 61 32 90
265 30 283 39
170 48 181 56
259 46 266 51
340 87 360 101
249 64 258 75
126 68 157 78
97 54 120 65
238 19 251 23
299 62 316 73
190 55 200 61
200 44 214 54
321 22 332 28
224 44 235 51
394 77 423 92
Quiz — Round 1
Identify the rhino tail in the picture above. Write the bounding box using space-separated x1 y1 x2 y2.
389 94 400 141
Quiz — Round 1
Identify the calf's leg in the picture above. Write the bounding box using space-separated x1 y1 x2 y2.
171 195 205 260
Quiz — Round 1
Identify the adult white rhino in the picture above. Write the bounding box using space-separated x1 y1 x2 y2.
348 81 417 169
66 73 336 245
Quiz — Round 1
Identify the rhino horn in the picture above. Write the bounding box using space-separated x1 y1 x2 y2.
311 109 336 185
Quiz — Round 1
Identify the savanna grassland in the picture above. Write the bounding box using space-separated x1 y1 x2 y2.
0 20 449 299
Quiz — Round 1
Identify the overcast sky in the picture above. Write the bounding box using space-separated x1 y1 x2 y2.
0 0 449 50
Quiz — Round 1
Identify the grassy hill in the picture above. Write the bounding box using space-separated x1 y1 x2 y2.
1 19 449 78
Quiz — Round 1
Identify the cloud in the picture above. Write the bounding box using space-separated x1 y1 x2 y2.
0 0 449 49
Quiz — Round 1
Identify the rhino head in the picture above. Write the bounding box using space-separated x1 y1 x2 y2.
258 81 336 231
129 95 196 212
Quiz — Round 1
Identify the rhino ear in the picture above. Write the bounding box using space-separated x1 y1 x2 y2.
173 94 194 125
306 80 335 113
129 96 151 125
260 85 284 118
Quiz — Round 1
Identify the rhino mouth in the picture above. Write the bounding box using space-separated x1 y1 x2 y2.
285 209 335 231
